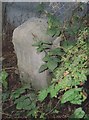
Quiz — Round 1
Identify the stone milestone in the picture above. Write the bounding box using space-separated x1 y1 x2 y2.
13 17 53 90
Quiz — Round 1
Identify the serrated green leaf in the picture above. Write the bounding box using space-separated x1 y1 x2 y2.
71 107 85 118
16 98 31 110
62 40 76 50
0 71 8 81
22 98 31 109
42 45 50 49
27 108 38 117
39 64 48 73
12 93 20 99
43 41 52 45
42 55 51 62
37 47 44 52
29 102 36 109
61 88 82 104
32 41 43 47
14 96 28 104
27 92 37 100
11 88 26 99
47 28 57 36
0 71 8 89
16 101 23 110
47 60 58 71
49 48 62 56
47 84 56 98
38 89 48 102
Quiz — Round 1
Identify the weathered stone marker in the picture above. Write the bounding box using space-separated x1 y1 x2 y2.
13 17 53 90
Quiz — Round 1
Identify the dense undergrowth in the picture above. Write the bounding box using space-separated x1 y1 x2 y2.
1 3 89 119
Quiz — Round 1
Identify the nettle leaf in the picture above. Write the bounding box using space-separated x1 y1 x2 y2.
37 45 50 52
62 40 76 49
47 60 58 71
11 92 20 99
22 98 31 109
39 64 48 73
52 57 60 63
43 55 60 64
42 45 50 49
61 88 82 104
0 71 8 81
48 84 56 98
11 88 26 99
37 47 44 52
42 55 51 62
32 41 43 47
43 41 52 45
14 96 25 104
16 98 31 110
0 71 8 89
27 108 38 117
38 89 48 102
71 107 85 118
47 28 57 36
27 92 37 101
49 48 62 56
16 101 23 110
59 76 72 89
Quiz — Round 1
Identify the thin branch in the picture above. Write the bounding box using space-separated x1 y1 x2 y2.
46 100 60 115
3 103 15 111
3 67 18 70
0 111 12 117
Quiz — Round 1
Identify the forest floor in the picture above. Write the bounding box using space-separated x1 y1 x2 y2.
2 22 89 119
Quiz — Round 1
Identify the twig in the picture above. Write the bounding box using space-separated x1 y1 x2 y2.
3 103 15 111
46 100 60 115
0 111 12 117
3 67 18 70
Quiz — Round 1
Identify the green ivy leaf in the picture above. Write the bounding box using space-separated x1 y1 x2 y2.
39 64 48 73
47 60 58 71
